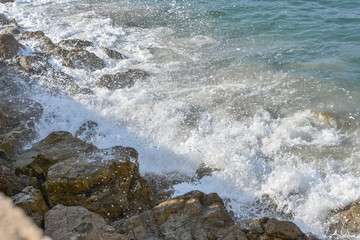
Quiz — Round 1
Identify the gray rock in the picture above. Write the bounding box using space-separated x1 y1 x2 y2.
61 49 105 71
0 33 20 59
59 39 94 48
96 69 148 90
101 47 127 59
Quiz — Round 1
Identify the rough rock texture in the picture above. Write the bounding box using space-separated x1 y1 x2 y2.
328 200 360 237
75 120 99 143
0 193 50 240
1 0 15 2
0 33 20 59
96 69 148 90
12 186 49 227
17 31 68 57
112 190 236 239
45 205 125 240
61 49 105 71
0 98 43 158
59 39 94 48
101 47 126 59
17 55 49 73
14 131 155 220
0 158 34 196
246 217 309 240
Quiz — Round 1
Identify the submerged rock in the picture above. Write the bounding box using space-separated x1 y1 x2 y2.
17 55 49 73
0 33 20 59
101 47 127 59
45 205 125 240
96 69 148 90
59 39 94 48
12 186 49 227
75 120 99 143
112 190 235 239
61 48 105 71
14 131 155 220
328 200 360 237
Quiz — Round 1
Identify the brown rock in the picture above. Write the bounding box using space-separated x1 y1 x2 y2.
96 69 148 90
14 131 154 220
61 49 105 71
0 0 15 3
12 186 49 227
46 145 154 220
112 190 236 239
328 200 360 237
59 39 94 48
45 205 125 240
13 131 96 177
247 217 308 240
0 193 50 240
101 47 126 59
0 158 34 196
0 33 20 59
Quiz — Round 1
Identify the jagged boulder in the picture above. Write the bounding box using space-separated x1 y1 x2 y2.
112 190 236 239
61 49 105 71
0 193 50 240
246 217 309 240
12 186 49 227
328 200 360 237
59 39 94 48
45 205 126 240
0 33 20 59
101 47 126 59
14 131 155 220
96 69 148 90
0 98 43 158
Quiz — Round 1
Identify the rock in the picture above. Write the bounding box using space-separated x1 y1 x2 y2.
0 33 20 59
75 120 99 143
12 186 49 227
328 200 360 237
1 0 15 3
59 39 94 48
0 158 34 196
96 69 148 90
0 98 43 158
0 193 50 240
14 131 155 220
61 49 105 71
13 131 96 177
101 47 126 59
17 55 49 73
45 205 126 240
247 217 309 240
17 31 68 57
112 190 236 239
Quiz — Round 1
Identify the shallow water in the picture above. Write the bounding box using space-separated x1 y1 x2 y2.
2 0 360 237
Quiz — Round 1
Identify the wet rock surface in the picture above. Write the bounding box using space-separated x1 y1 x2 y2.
12 186 49 227
61 48 105 71
0 193 50 240
328 200 360 237
45 205 123 240
96 69 149 90
59 39 94 48
0 33 20 59
101 46 127 59
0 98 43 158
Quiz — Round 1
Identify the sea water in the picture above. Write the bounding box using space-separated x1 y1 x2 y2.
1 0 360 238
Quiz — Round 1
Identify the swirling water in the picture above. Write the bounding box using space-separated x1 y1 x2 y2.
2 0 360 238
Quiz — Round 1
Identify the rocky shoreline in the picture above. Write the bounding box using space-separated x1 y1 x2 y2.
1 7 359 240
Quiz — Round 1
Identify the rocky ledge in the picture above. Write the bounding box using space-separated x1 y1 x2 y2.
1 9 359 240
